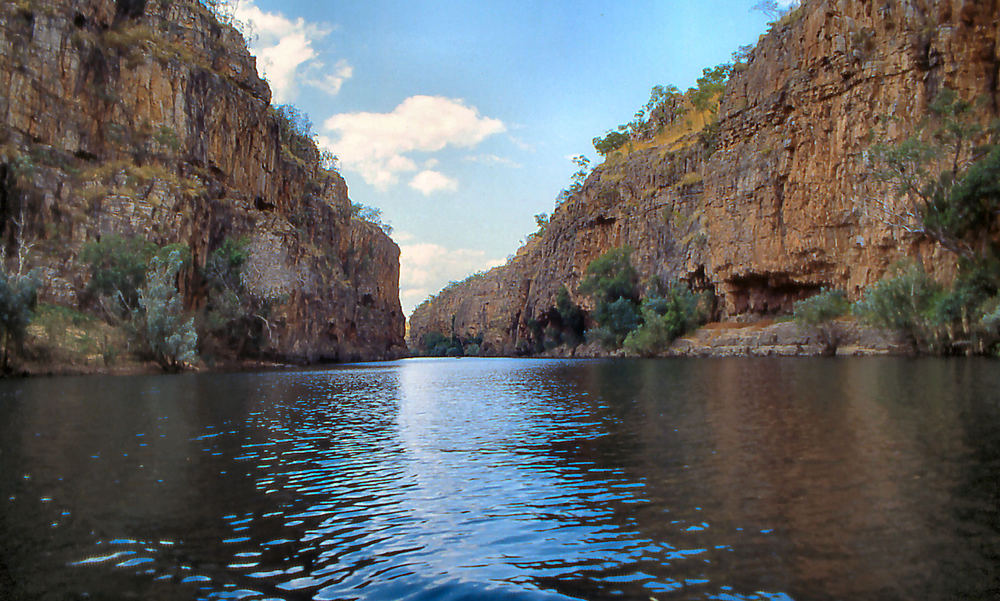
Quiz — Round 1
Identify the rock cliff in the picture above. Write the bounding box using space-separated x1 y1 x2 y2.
0 0 405 362
410 0 999 355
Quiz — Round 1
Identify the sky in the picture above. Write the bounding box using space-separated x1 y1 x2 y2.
225 0 794 315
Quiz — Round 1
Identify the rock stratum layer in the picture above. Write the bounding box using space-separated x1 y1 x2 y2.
1 0 405 362
410 0 999 355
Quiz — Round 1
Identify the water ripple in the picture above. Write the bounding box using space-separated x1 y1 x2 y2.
1 358 997 600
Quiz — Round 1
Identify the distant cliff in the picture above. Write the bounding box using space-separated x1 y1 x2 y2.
0 0 405 363
410 0 999 355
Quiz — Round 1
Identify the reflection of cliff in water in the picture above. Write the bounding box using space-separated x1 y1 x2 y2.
1 360 998 601
532 359 1000 600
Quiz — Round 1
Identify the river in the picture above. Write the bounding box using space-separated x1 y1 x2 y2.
1 358 998 600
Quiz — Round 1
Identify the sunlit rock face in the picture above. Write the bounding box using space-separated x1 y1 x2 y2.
0 0 405 362
410 0 999 355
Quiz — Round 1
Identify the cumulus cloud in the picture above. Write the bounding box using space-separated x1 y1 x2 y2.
399 242 505 315
233 1 351 103
409 170 458 195
323 96 505 188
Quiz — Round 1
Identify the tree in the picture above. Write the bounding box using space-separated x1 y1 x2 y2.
864 89 1000 261
623 285 707 356
593 131 630 156
688 64 733 115
131 249 198 371
79 235 157 315
351 202 393 235
752 1 800 21
529 213 549 239
579 248 641 348
793 288 851 353
578 247 639 306
0 270 38 372
202 237 275 357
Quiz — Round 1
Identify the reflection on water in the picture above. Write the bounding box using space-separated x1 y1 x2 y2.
0 358 998 600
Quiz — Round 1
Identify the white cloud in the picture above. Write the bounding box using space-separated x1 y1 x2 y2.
233 1 351 103
464 153 523 168
323 95 505 188
399 242 505 315
409 170 458 195
307 59 353 96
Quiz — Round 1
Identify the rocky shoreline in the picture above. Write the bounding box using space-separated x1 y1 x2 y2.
539 318 911 359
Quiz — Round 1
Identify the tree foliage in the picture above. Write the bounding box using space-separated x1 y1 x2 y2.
793 288 851 353
0 269 38 372
579 248 641 348
351 202 393 235
80 235 157 314
793 288 850 327
864 89 1000 260
131 249 198 371
623 286 707 356
202 237 275 357
578 247 639 306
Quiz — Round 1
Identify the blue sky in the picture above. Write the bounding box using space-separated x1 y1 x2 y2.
228 0 791 314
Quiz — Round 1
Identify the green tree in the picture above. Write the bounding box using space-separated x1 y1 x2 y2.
579 248 641 348
351 202 393 235
131 249 198 371
793 288 851 353
593 130 630 156
853 262 943 351
688 64 733 115
79 235 157 314
578 247 639 306
587 297 641 349
623 285 706 356
865 89 1000 261
202 237 274 357
0 270 38 372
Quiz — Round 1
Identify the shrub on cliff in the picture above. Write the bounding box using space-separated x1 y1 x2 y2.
351 203 393 235
579 248 641 349
578 247 639 306
793 288 850 353
623 286 707 356
793 289 850 326
850 261 1000 353
130 249 198 371
864 88 1000 263
201 237 275 358
0 269 38 372
80 235 157 314
593 131 630 156
587 297 641 349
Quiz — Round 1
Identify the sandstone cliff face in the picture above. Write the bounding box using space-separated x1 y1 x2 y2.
410 0 999 355
0 0 405 362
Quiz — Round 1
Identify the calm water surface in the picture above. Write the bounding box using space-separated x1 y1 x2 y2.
1 358 998 600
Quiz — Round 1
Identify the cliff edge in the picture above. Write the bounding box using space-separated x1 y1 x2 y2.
0 0 405 364
410 0 999 355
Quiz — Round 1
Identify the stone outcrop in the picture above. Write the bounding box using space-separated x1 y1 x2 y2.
410 0 999 355
0 0 405 362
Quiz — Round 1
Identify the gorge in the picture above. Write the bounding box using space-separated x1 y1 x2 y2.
0 0 405 370
409 0 1000 357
